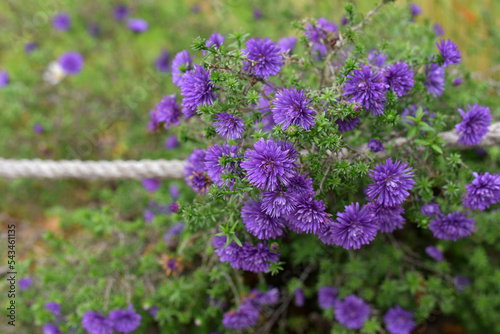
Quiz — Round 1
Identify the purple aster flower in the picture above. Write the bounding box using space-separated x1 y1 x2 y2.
52 13 71 32
463 172 500 210
287 173 314 199
278 36 298 55
318 286 339 309
368 50 388 67
165 135 180 150
335 295 371 330
169 184 181 200
343 65 389 115
421 202 441 217
155 49 171 73
222 302 260 329
341 16 349 25
367 158 415 207
290 196 328 234
294 288 305 307
456 104 491 146
327 202 378 249
146 305 159 317
170 202 180 213
425 246 444 262
242 37 283 78
401 105 435 125
127 18 148 33
213 235 243 266
241 199 286 239
185 148 212 194
154 94 182 129
180 64 217 119
187 148 207 171
437 39 461 67
429 211 475 241
311 43 327 61
252 287 279 305
87 22 100 37
369 203 406 233
253 8 262 20
410 3 422 16
113 5 129 21
172 50 194 87
0 70 9 88
384 305 416 334
109 304 142 333
204 32 225 56
42 323 62 334
82 311 114 334
453 275 471 292
433 24 445 36
305 18 338 43
25 42 38 54
336 116 361 132
142 178 160 192
424 63 445 98
143 209 155 223
213 112 245 139
453 77 462 86
239 242 280 273
58 52 84 75
241 138 298 191
19 277 32 290
205 142 241 189
260 189 298 218
164 222 185 241
45 302 61 316
272 87 316 130
368 139 384 153
385 61 414 97
33 123 44 134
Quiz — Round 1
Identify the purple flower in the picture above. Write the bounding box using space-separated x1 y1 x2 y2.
165 135 180 149
272 87 316 130
146 305 159 317
127 18 148 33
294 288 305 307
241 138 298 191
185 148 212 194
369 203 406 233
45 302 61 316
172 50 195 87
433 24 445 36
180 64 217 119
25 42 38 54
290 196 328 234
164 222 185 241
19 277 32 290
169 184 181 200
453 77 463 86
421 202 441 217
311 43 327 61
334 295 371 330
384 305 416 334
155 49 171 73
401 105 434 125
58 52 84 75
336 116 361 132
287 173 314 198
33 124 44 134
154 94 182 129
113 5 129 21
318 286 338 309
87 22 100 37
82 311 114 334
169 202 180 213
213 112 245 139
260 190 297 218
278 36 298 55
343 65 389 115
456 104 491 146
368 50 388 67
239 242 280 273
52 13 71 31
222 301 260 329
252 287 279 305
437 39 461 67
463 172 500 210
341 16 349 25
205 142 241 189
204 32 225 56
385 61 414 97
42 323 62 334
241 199 286 239
0 70 9 88
242 37 283 78
143 209 155 223
429 211 475 241
253 8 262 20
424 63 445 98
410 3 422 16
213 235 243 266
425 246 444 262
453 275 471 292
367 158 415 207
142 178 161 192
109 304 142 333
305 18 338 43
328 202 378 249
368 139 384 153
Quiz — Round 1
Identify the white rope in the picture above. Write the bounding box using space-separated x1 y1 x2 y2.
0 122 499 180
